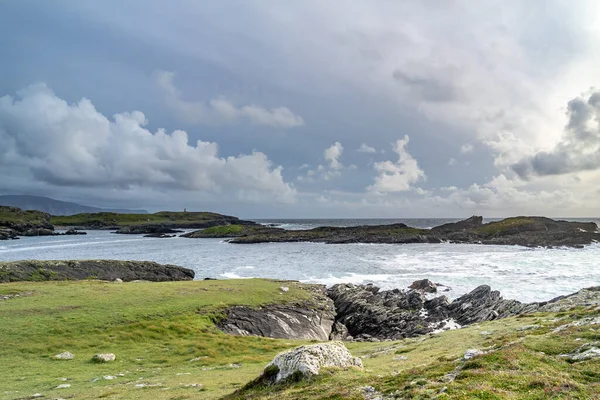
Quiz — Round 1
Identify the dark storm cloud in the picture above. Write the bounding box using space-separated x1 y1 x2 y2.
512 89 600 179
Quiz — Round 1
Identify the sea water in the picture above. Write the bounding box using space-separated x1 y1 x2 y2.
1 218 599 303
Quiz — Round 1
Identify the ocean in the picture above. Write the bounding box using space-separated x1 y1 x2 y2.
1 218 599 303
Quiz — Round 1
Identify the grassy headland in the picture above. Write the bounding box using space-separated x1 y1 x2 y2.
0 279 598 399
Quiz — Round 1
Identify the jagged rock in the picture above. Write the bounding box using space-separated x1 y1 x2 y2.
218 285 335 340
0 260 194 282
538 287 600 312
559 342 600 361
53 351 74 360
92 353 116 363
329 322 350 341
259 342 362 383
409 279 438 293
327 283 444 339
448 285 538 326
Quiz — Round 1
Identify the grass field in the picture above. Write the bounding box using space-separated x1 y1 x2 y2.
1 279 599 400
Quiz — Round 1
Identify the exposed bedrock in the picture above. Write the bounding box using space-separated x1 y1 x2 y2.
0 259 195 282
217 285 336 341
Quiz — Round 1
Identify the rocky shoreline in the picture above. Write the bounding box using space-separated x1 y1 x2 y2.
216 278 600 342
0 259 195 282
226 216 600 248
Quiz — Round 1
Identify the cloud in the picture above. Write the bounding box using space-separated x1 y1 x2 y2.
0 83 296 203
155 71 304 128
357 143 377 153
511 89 600 179
368 135 425 193
392 68 461 103
460 143 474 154
448 157 457 166
324 141 344 170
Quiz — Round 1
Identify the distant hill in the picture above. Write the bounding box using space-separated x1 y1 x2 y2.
0 195 148 216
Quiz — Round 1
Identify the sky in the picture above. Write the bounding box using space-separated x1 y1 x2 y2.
1 1 600 218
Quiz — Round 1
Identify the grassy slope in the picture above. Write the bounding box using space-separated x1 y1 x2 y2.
0 207 50 226
1 280 598 400
50 211 233 227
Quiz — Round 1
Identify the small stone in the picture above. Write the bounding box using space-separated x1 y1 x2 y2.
32 394 43 398
55 384 71 389
91 353 116 363
280 286 289 292
114 278 123 283
517 324 540 331
183 383 203 388
103 376 116 380
393 355 408 361
52 352 74 360
463 349 485 360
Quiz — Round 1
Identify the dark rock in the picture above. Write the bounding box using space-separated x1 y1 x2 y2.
431 216 483 233
143 233 175 238
204 277 217 280
0 260 195 282
409 279 438 293
230 216 599 248
448 285 538 326
330 321 351 341
63 228 86 235
21 228 58 236
115 226 183 235
218 286 335 341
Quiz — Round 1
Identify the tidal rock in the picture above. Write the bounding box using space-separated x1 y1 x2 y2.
409 279 438 293
115 226 182 235
260 341 362 383
63 228 86 235
92 353 116 363
21 228 57 236
53 351 74 360
143 233 175 238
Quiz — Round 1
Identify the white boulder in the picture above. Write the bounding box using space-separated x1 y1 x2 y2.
53 351 74 360
265 341 362 382
92 353 116 363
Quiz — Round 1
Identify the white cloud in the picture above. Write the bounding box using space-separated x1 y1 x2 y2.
460 143 474 154
368 135 425 193
155 71 304 128
357 143 377 153
324 141 344 170
0 84 296 203
448 157 458 166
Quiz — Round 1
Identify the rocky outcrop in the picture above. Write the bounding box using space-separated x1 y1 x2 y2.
0 206 56 239
253 342 362 384
448 285 538 326
115 226 183 235
231 216 600 248
431 215 483 233
0 260 194 282
182 224 283 238
538 286 600 312
218 285 335 341
326 283 546 340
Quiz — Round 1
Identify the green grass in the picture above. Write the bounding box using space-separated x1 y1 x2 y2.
201 225 246 235
1 280 598 400
473 217 539 236
0 207 50 226
50 211 235 227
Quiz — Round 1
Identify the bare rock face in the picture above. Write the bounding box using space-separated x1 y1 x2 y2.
448 285 538 326
259 342 362 383
218 286 335 341
409 279 438 293
0 260 194 282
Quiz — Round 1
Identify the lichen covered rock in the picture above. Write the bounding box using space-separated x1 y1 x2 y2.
264 341 362 383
